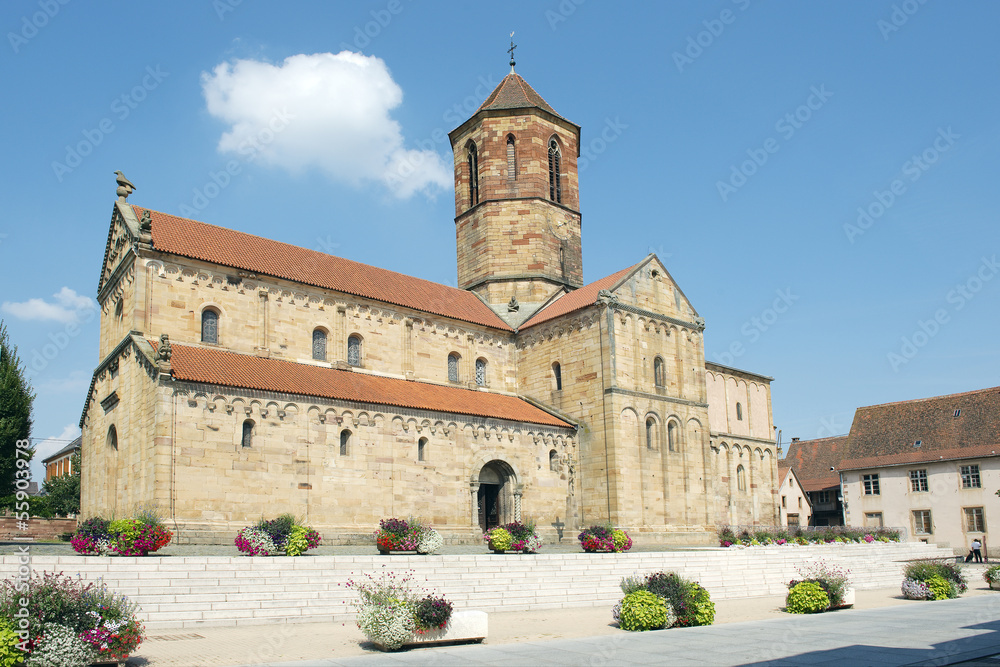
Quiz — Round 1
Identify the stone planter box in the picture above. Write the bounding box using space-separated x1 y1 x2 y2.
375 611 488 651
377 549 418 555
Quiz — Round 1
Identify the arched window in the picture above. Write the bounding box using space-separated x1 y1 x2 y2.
553 362 562 391
242 419 254 448
736 402 743 421
418 437 427 462
201 308 219 344
668 421 677 452
347 335 362 366
506 134 516 181
646 417 656 450
737 464 747 491
549 449 558 471
312 329 327 361
548 139 562 203
106 425 118 451
475 358 487 386
467 142 479 207
448 353 460 383
340 429 351 456
654 356 665 387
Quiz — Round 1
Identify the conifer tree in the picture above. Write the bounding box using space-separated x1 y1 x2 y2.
0 320 34 495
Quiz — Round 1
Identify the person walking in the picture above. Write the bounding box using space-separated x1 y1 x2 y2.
972 538 983 563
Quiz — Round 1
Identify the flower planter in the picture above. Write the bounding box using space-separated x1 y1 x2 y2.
377 611 487 651
989 581 1000 590
377 549 419 555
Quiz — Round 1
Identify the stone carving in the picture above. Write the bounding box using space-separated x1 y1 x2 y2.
507 296 520 312
114 171 136 201
140 209 152 233
157 334 172 362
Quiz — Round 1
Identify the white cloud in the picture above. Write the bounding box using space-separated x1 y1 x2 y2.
2 287 96 324
201 52 451 198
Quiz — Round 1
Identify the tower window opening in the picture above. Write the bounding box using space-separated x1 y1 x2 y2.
467 143 479 207
548 139 562 203
506 135 516 181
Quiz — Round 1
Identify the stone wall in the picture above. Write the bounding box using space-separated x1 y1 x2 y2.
0 542 949 630
0 518 76 541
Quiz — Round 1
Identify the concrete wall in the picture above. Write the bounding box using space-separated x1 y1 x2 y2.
0 542 948 630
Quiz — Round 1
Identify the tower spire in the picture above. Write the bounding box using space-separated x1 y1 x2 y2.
508 31 517 74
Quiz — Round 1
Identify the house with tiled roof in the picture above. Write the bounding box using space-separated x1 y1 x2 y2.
776 464 812 528
42 436 80 481
781 435 850 526
838 386 1000 552
79 67 778 544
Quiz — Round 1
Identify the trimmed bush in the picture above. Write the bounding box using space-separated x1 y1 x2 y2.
236 515 321 556
786 582 830 614
926 575 957 601
904 560 966 595
616 570 713 629
684 583 716 626
619 591 667 632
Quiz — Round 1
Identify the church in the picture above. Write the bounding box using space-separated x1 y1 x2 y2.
79 66 779 544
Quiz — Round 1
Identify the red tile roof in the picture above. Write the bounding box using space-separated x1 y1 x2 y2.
165 342 572 428
780 435 849 492
137 206 511 331
477 73 563 118
842 385 1000 468
520 264 637 329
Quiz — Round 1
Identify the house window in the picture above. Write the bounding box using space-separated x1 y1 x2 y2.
241 419 254 448
816 490 831 504
106 425 118 451
798 497 803 509
645 418 656 450
448 353 460 382
913 510 932 535
654 356 665 388
506 134 516 181
736 402 743 421
475 358 487 386
548 139 562 203
961 464 981 489
965 507 986 533
553 362 562 391
340 430 351 456
201 308 219 344
549 449 558 472
954 409 961 417
864 512 884 528
787 513 800 527
467 142 479 207
667 421 677 452
736 465 747 492
312 329 327 361
781 495 786 508
910 469 928 492
347 335 362 366
863 473 880 495
418 437 427 462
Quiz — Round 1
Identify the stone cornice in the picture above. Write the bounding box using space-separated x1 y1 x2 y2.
453 196 581 223
611 302 704 333
604 386 708 409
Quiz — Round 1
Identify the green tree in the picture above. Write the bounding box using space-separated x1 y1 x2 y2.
0 320 34 496
42 452 80 516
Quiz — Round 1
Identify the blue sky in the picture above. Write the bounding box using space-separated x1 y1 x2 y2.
1 1 998 482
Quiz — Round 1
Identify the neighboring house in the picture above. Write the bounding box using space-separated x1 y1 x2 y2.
781 435 848 526
839 386 1000 552
42 437 81 482
79 66 778 545
777 464 812 528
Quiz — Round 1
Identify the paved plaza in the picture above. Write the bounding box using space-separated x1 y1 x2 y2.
252 595 1000 667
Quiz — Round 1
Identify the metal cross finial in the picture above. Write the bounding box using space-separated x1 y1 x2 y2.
508 31 517 73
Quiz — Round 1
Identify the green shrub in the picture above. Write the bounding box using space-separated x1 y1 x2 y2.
786 582 830 614
284 526 309 557
984 565 1000 586
926 575 956 601
645 571 690 619
0 619 23 667
619 574 647 596
485 528 513 551
619 591 667 632
685 584 715 626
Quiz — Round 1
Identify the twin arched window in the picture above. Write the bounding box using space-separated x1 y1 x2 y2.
548 139 562 203
654 356 665 388
312 329 327 361
475 358 487 386
448 353 460 383
645 417 657 450
347 335 362 366
667 421 677 452
467 142 479 207
201 308 219 344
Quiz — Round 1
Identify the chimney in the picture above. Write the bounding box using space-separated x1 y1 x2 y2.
791 437 800 443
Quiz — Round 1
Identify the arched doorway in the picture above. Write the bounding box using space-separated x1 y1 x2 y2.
477 460 516 533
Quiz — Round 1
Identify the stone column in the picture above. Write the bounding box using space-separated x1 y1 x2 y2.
514 484 524 522
469 482 480 529
257 289 269 351
335 305 347 362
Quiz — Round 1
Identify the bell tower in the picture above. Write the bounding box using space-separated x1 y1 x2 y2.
448 64 583 320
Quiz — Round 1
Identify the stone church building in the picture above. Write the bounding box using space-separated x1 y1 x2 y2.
80 69 779 544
